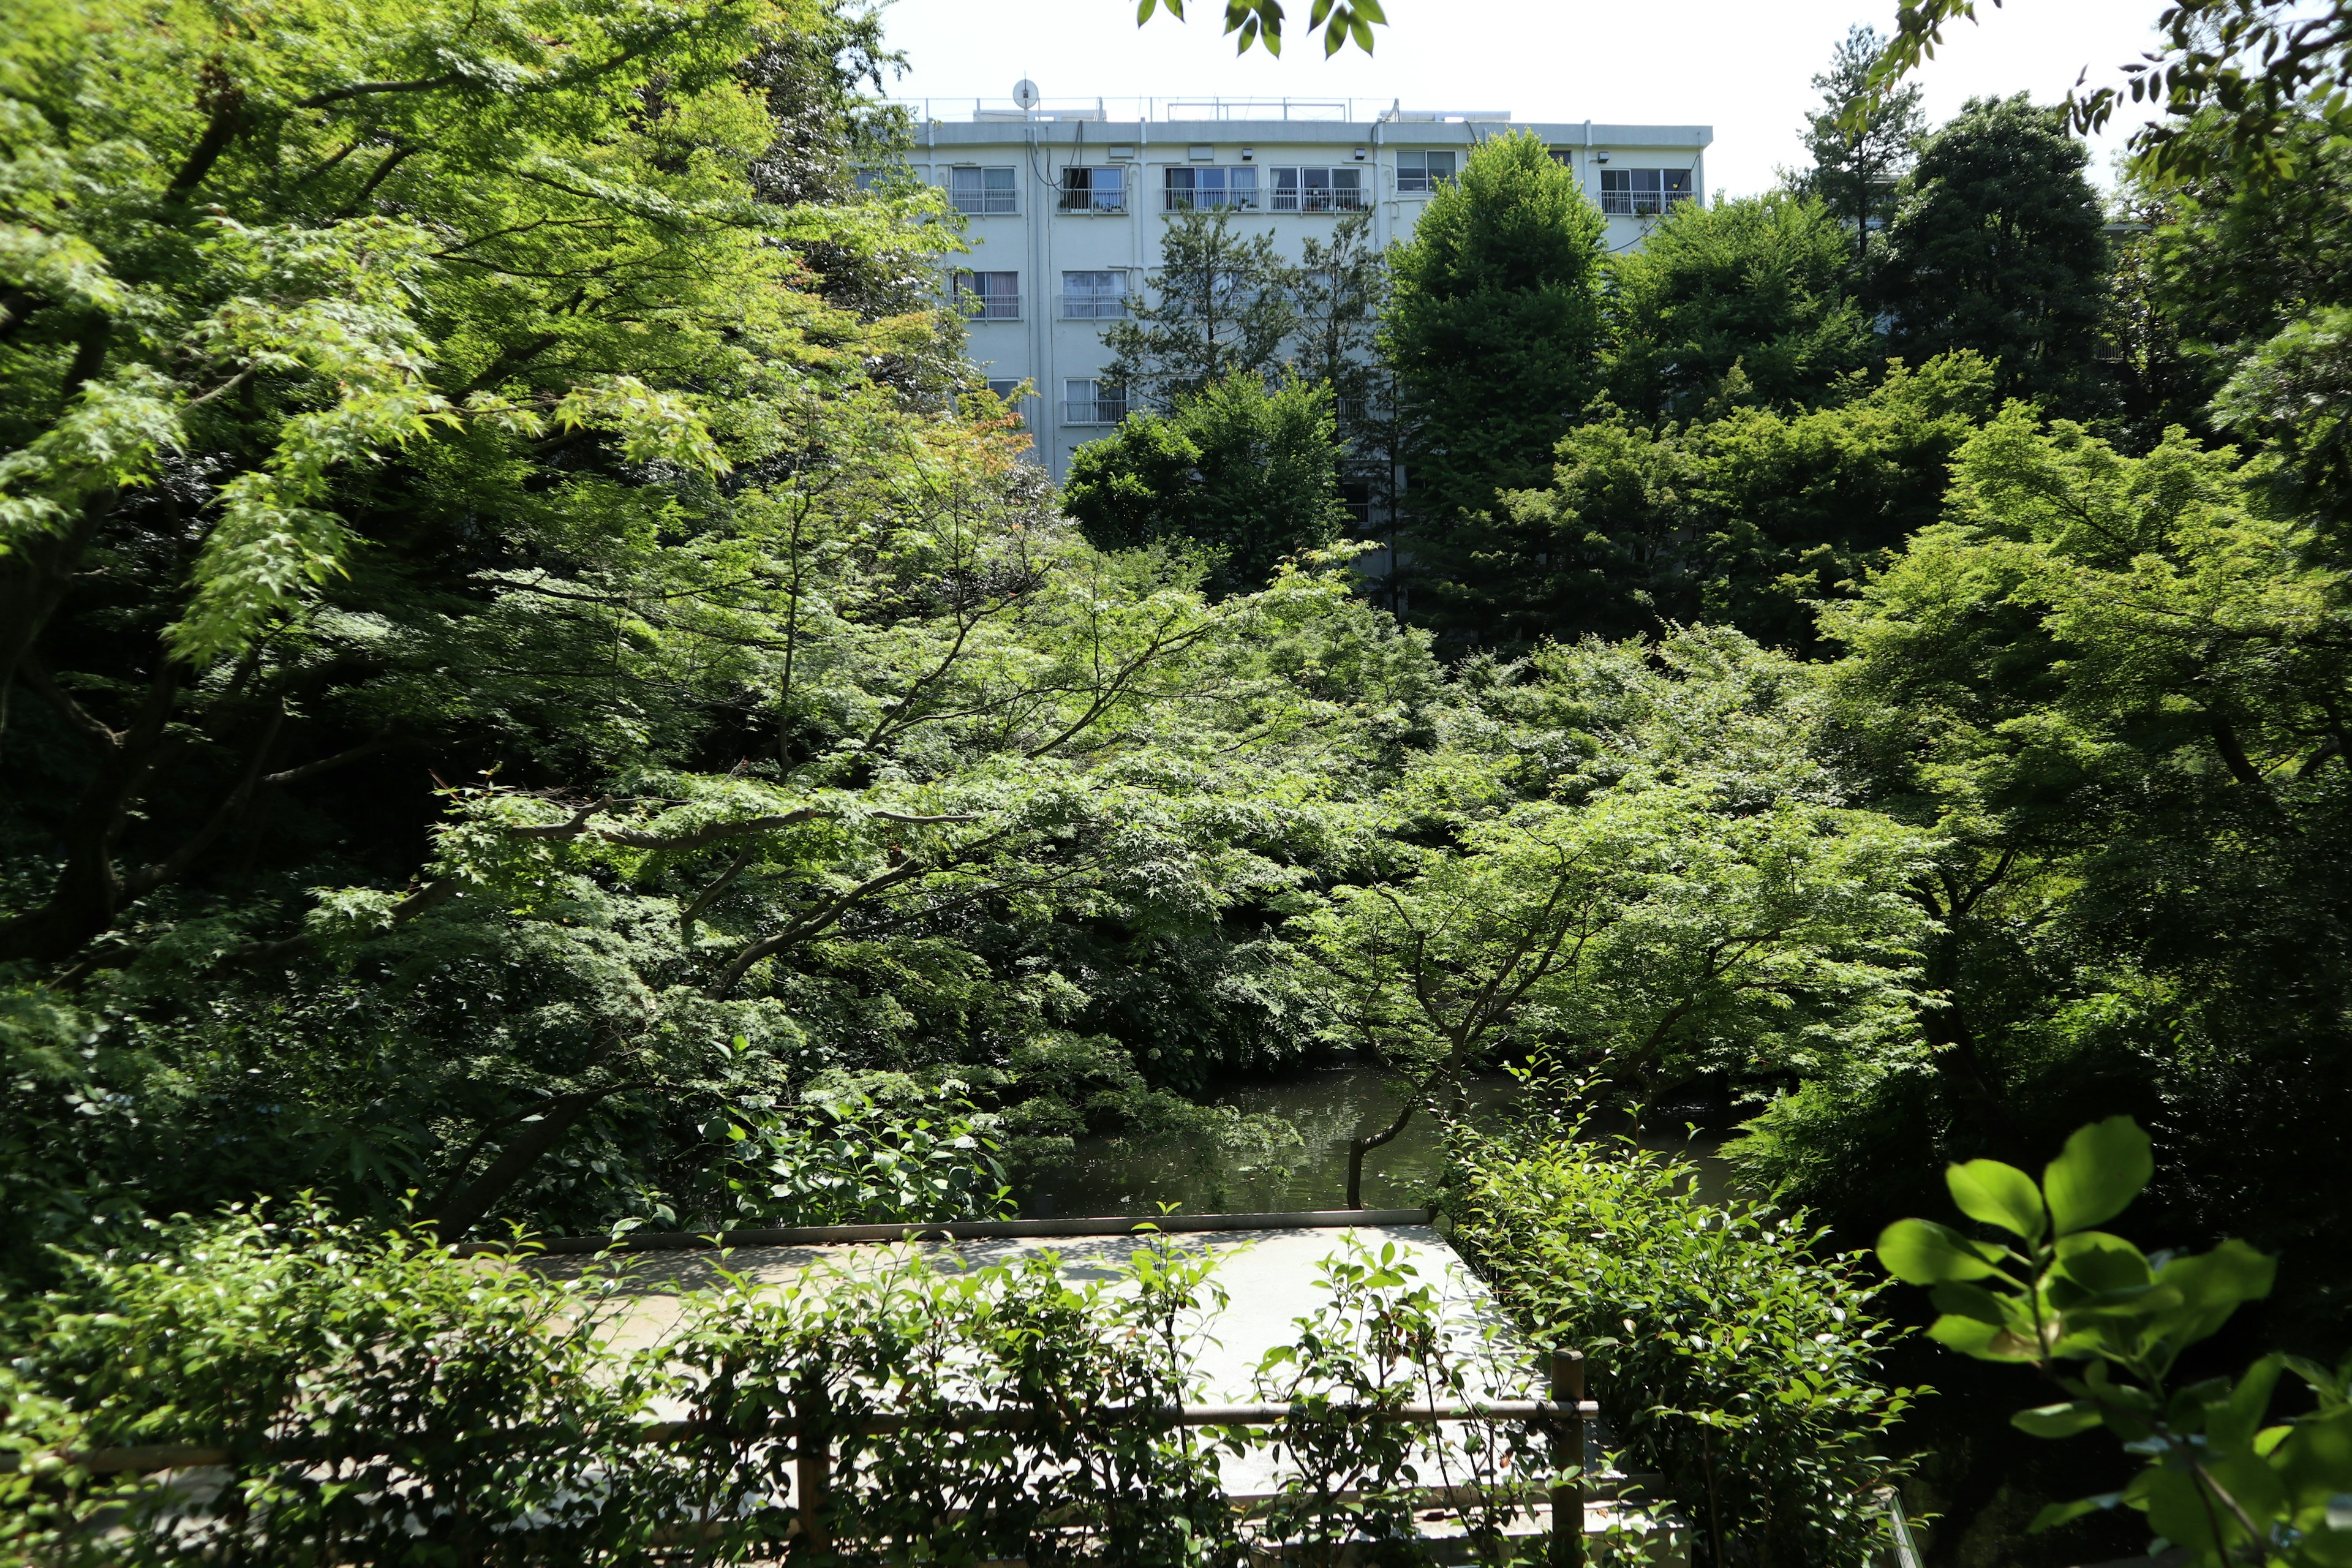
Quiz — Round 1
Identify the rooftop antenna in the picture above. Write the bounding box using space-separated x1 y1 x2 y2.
1012 78 1041 111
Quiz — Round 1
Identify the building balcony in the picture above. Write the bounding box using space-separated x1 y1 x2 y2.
1063 396 1129 426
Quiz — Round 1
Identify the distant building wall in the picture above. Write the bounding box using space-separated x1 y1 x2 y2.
895 109 1714 477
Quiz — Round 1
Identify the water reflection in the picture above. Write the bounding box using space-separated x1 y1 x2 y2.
1015 1061 1735 1218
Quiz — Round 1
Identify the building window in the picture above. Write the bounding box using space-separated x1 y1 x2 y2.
986 378 1026 401
1064 378 1128 425
1599 167 1694 217
1395 150 1457 193
948 166 1017 215
1270 167 1367 213
1164 166 1260 211
1059 165 1126 214
953 271 1020 321
1061 271 1128 319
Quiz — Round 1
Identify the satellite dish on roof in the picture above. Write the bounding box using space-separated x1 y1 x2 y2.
1012 78 1041 110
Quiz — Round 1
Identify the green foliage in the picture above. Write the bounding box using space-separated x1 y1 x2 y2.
1061 372 1351 595
1134 0 1387 60
7 1201 660 1566
1382 128 1607 643
1879 96 2111 418
1287 211 1391 454
1102 211 1298 410
1294 769 1929 1099
1742 403 2352 1343
1447 1092 1919 1568
1605 192 1876 422
703 1080 1012 1227
1879 1118 2352 1566
3 1202 1572 1566
1503 352 1997 647
2134 108 2352 394
1794 24 1924 265
1880 0 2352 186
2214 304 2352 529
1289 628 1933 1203
0 0 1449 1253
1251 1236 1549 1560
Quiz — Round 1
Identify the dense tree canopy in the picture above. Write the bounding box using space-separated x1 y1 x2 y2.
1878 95 2111 417
12 3 2352 1564
1604 192 1877 421
1501 353 1996 646
1060 373 1350 596
0 0 1438 1257
1382 129 1606 643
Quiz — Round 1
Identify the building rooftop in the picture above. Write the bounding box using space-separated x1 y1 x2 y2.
884 96 1517 124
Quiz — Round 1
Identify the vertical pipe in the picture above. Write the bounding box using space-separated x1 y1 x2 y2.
1551 1348 1586 1568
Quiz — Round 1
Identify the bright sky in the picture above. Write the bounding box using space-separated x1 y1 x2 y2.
874 0 2174 197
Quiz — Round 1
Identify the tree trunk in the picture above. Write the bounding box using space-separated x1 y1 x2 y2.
424 1087 624 1240
0 663 181 964
1345 1093 1421 1210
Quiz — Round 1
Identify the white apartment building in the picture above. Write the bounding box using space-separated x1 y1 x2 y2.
884 97 1712 476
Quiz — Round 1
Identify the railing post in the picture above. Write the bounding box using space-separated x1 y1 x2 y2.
796 1375 829 1561
1550 1349 1586 1568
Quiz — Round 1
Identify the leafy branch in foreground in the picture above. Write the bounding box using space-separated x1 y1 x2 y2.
1872 1 2351 181
1877 1117 2352 1565
1133 0 1386 58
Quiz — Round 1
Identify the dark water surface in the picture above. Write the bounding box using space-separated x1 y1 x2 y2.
1014 1061 1733 1219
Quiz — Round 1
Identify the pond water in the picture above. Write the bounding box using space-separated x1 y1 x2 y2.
1014 1060 1735 1219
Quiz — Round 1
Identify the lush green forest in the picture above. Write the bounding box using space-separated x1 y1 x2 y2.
5 0 2352 1562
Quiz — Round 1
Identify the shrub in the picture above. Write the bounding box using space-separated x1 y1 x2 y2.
1443 1096 1921 1568
4 1205 1565 1566
698 1080 1014 1229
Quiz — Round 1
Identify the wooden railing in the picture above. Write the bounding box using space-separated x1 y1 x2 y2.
61 1352 1598 1564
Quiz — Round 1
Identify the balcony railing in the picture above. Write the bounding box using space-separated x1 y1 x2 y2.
1058 189 1128 214
1271 190 1369 214
957 294 1020 321
951 192 1018 216
1164 191 1261 213
1059 293 1129 320
1599 189 1694 217
1063 397 1129 426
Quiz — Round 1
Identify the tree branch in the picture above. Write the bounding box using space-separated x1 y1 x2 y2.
123 701 287 899
165 83 246 200
20 658 123 750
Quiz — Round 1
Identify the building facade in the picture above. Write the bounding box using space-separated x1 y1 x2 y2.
888 100 1713 475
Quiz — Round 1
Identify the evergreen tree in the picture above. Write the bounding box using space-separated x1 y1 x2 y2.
1284 211 1387 450
1381 128 1607 643
1793 24 1924 264
1878 96 2111 417
1061 374 1348 596
1605 192 1876 421
1506 352 1997 647
1283 211 1399 600
1102 210 1296 409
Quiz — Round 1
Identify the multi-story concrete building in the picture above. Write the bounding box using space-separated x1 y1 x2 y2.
884 97 1712 476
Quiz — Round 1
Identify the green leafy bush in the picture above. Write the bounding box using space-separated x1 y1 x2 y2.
4 1202 664 1566
1879 1117 2352 1566
1444 1094 1919 1568
700 1080 1012 1228
4 1206 1575 1566
1251 1236 1548 1561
